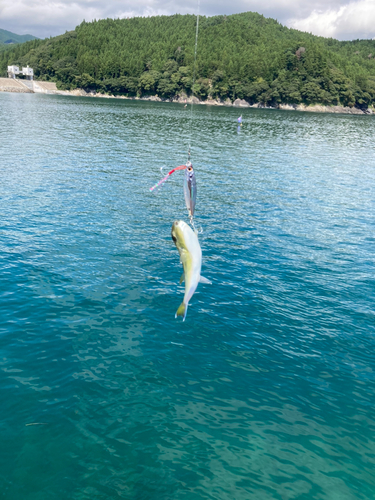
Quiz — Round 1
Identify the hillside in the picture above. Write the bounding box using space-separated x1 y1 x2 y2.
1 12 375 108
0 28 37 45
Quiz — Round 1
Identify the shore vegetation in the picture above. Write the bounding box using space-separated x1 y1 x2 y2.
1 13 375 108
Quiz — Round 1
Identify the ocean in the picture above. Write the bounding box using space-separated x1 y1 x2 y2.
0 92 374 499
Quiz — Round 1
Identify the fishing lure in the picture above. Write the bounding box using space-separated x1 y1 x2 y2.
149 161 197 223
184 161 196 218
149 165 186 192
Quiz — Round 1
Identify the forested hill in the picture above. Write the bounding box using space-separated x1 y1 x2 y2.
1 12 375 108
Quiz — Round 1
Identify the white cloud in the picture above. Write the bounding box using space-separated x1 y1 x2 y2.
288 0 375 40
0 0 102 38
0 0 374 40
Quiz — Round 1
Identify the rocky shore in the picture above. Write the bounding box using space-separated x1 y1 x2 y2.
0 80 373 115
78 90 374 115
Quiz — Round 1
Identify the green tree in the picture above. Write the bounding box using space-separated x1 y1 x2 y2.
138 70 161 93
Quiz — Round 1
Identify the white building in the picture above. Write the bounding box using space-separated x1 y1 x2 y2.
7 65 34 80
23 66 33 79
7 65 20 78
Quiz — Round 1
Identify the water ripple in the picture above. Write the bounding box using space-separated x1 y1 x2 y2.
0 93 374 499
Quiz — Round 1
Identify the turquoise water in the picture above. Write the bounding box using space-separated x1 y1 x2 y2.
0 92 374 500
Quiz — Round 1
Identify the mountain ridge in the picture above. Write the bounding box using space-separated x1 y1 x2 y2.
0 28 37 45
1 12 375 108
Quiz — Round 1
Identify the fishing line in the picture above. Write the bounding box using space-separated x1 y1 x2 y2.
149 2 201 233
149 3 200 192
187 0 200 162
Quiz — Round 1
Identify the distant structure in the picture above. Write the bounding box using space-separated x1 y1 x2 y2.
7 65 34 80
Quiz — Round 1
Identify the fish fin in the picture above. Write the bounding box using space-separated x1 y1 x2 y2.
175 302 188 321
199 276 212 285
180 273 184 284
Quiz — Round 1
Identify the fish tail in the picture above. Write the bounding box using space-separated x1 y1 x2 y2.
175 302 188 321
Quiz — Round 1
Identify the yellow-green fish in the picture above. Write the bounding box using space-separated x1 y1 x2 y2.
171 220 211 320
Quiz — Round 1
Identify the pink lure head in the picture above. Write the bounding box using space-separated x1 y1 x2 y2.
149 165 187 192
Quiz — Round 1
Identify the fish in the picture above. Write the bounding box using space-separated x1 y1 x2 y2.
171 220 211 320
183 162 197 217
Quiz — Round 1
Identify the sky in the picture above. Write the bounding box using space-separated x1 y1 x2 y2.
1 0 375 41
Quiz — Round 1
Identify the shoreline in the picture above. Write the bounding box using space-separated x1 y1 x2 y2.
68 90 374 115
0 80 373 115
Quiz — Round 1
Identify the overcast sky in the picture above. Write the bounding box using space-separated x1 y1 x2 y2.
1 0 374 41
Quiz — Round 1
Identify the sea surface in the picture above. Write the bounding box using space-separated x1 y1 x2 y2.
0 92 374 500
